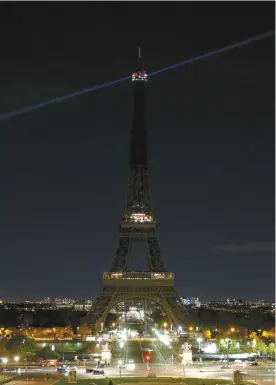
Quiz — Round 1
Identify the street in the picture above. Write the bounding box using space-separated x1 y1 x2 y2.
4 340 275 381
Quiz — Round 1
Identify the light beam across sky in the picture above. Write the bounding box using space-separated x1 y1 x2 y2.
0 30 274 121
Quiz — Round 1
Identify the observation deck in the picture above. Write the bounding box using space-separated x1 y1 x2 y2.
132 70 147 82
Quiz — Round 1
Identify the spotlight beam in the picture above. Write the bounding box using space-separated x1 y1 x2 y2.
0 30 274 121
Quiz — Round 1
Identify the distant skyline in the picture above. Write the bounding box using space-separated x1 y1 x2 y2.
0 2 274 301
2 295 274 303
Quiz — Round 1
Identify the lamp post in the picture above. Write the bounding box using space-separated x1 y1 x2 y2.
197 337 202 370
225 338 230 368
182 363 186 383
118 360 122 377
14 356 19 375
2 358 8 369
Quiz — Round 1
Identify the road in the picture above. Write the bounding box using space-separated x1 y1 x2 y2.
9 364 275 381
5 340 275 381
107 339 275 380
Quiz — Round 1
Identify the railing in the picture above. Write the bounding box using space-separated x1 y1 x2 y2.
103 272 174 280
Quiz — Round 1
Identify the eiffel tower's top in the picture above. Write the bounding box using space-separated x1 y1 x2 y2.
132 47 147 83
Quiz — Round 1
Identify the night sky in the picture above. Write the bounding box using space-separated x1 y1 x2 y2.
0 2 274 302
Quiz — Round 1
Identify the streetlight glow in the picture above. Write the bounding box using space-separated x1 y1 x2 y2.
14 356 20 362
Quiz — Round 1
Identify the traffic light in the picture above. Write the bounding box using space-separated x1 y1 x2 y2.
143 351 152 363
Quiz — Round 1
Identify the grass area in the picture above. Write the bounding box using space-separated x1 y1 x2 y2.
0 375 14 380
52 378 233 385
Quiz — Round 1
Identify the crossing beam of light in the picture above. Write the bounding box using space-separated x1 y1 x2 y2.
0 30 274 121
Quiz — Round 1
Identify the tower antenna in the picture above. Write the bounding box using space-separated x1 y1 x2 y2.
138 46 142 68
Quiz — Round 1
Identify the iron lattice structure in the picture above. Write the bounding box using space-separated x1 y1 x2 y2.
84 62 188 332
110 69 165 272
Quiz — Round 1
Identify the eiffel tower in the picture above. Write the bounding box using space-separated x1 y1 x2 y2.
85 51 188 332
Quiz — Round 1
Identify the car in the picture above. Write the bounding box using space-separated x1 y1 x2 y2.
86 368 94 373
93 369 105 375
57 366 67 372
250 362 259 366
67 366 77 371
128 359 134 363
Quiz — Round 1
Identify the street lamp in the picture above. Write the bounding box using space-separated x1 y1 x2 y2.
197 337 202 370
225 338 230 368
118 360 122 377
14 356 20 363
163 322 168 329
2 358 8 370
182 362 186 382
119 341 124 349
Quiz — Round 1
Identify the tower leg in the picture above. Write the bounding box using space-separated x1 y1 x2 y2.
110 236 131 271
147 235 166 271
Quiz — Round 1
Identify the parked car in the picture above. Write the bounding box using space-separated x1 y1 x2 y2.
250 362 259 366
86 368 94 373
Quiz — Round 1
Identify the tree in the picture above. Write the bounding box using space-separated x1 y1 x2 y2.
240 342 254 354
254 341 268 355
216 338 238 366
203 330 211 340
250 332 260 341
37 347 61 360
77 324 91 337
267 343 275 359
